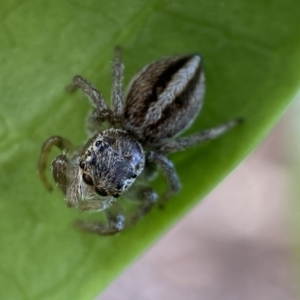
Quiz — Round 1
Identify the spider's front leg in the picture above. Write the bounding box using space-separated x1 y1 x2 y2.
67 75 111 119
111 45 124 119
51 154 71 195
74 185 157 235
74 203 126 236
68 73 117 134
38 135 74 192
67 46 124 129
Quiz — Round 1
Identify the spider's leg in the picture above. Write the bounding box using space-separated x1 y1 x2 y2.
148 151 181 206
67 75 114 123
74 202 125 236
158 118 242 154
111 46 124 120
126 185 158 225
38 135 74 191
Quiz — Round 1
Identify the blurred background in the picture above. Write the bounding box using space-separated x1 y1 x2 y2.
99 101 300 300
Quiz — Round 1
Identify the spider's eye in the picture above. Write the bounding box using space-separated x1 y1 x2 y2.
79 160 85 169
131 173 137 179
82 173 93 185
95 140 109 151
113 193 120 198
95 140 102 147
95 187 108 197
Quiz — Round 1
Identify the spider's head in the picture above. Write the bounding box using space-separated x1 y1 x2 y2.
78 129 145 200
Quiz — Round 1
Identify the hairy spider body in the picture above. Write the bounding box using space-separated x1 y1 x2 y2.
123 54 203 143
38 47 240 235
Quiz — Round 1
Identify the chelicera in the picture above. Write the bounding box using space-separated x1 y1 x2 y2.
38 47 241 235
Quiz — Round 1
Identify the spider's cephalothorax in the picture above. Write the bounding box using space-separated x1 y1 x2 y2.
38 47 240 235
77 129 145 200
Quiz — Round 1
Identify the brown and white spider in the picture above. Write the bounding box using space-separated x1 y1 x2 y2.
38 46 240 235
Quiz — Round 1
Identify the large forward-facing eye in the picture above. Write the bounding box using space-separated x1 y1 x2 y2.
79 160 85 169
95 187 108 197
95 140 109 151
82 173 93 185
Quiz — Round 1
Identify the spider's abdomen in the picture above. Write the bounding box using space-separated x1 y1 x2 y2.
123 54 205 144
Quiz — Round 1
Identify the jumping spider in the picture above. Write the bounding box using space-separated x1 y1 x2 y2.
38 47 240 235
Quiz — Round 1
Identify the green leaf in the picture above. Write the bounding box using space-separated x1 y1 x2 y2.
1 0 300 299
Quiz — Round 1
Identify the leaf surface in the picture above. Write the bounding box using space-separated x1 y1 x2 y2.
1 0 300 299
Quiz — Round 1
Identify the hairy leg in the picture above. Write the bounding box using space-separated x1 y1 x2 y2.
67 75 113 123
126 185 158 225
148 151 181 205
111 46 124 119
74 185 157 235
74 203 125 236
74 215 125 236
38 135 74 191
158 118 243 154
51 154 70 194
